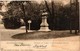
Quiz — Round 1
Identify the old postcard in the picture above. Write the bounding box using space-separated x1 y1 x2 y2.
0 0 80 51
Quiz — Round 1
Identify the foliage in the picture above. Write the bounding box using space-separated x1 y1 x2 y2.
0 1 79 30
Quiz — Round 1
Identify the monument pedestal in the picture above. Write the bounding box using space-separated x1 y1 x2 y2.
39 16 51 31
39 27 51 31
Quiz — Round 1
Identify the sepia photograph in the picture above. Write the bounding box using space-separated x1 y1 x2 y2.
0 0 80 51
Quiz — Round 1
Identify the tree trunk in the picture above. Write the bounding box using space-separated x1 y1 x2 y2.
21 2 28 33
44 0 51 16
70 0 72 34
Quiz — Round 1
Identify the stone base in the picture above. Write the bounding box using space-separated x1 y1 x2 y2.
38 27 51 31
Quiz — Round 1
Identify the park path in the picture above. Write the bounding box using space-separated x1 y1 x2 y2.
0 24 80 51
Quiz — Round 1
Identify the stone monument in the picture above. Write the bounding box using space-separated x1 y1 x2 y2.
39 11 51 31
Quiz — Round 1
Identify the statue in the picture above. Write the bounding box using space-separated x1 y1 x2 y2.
39 10 51 31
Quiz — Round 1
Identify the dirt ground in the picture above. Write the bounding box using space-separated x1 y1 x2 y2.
0 24 80 51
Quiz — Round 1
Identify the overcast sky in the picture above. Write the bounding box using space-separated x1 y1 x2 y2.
1 0 72 5
1 0 80 6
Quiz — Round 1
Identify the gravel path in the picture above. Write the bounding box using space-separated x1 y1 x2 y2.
0 24 80 51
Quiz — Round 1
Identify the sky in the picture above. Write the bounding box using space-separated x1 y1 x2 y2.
1 0 71 5
1 0 80 4
0 0 80 12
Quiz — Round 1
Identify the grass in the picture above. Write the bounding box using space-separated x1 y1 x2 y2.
12 31 79 40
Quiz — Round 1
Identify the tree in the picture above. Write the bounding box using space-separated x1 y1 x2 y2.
70 0 79 34
1 1 42 33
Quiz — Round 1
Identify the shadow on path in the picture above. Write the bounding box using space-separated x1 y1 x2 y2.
12 31 80 40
